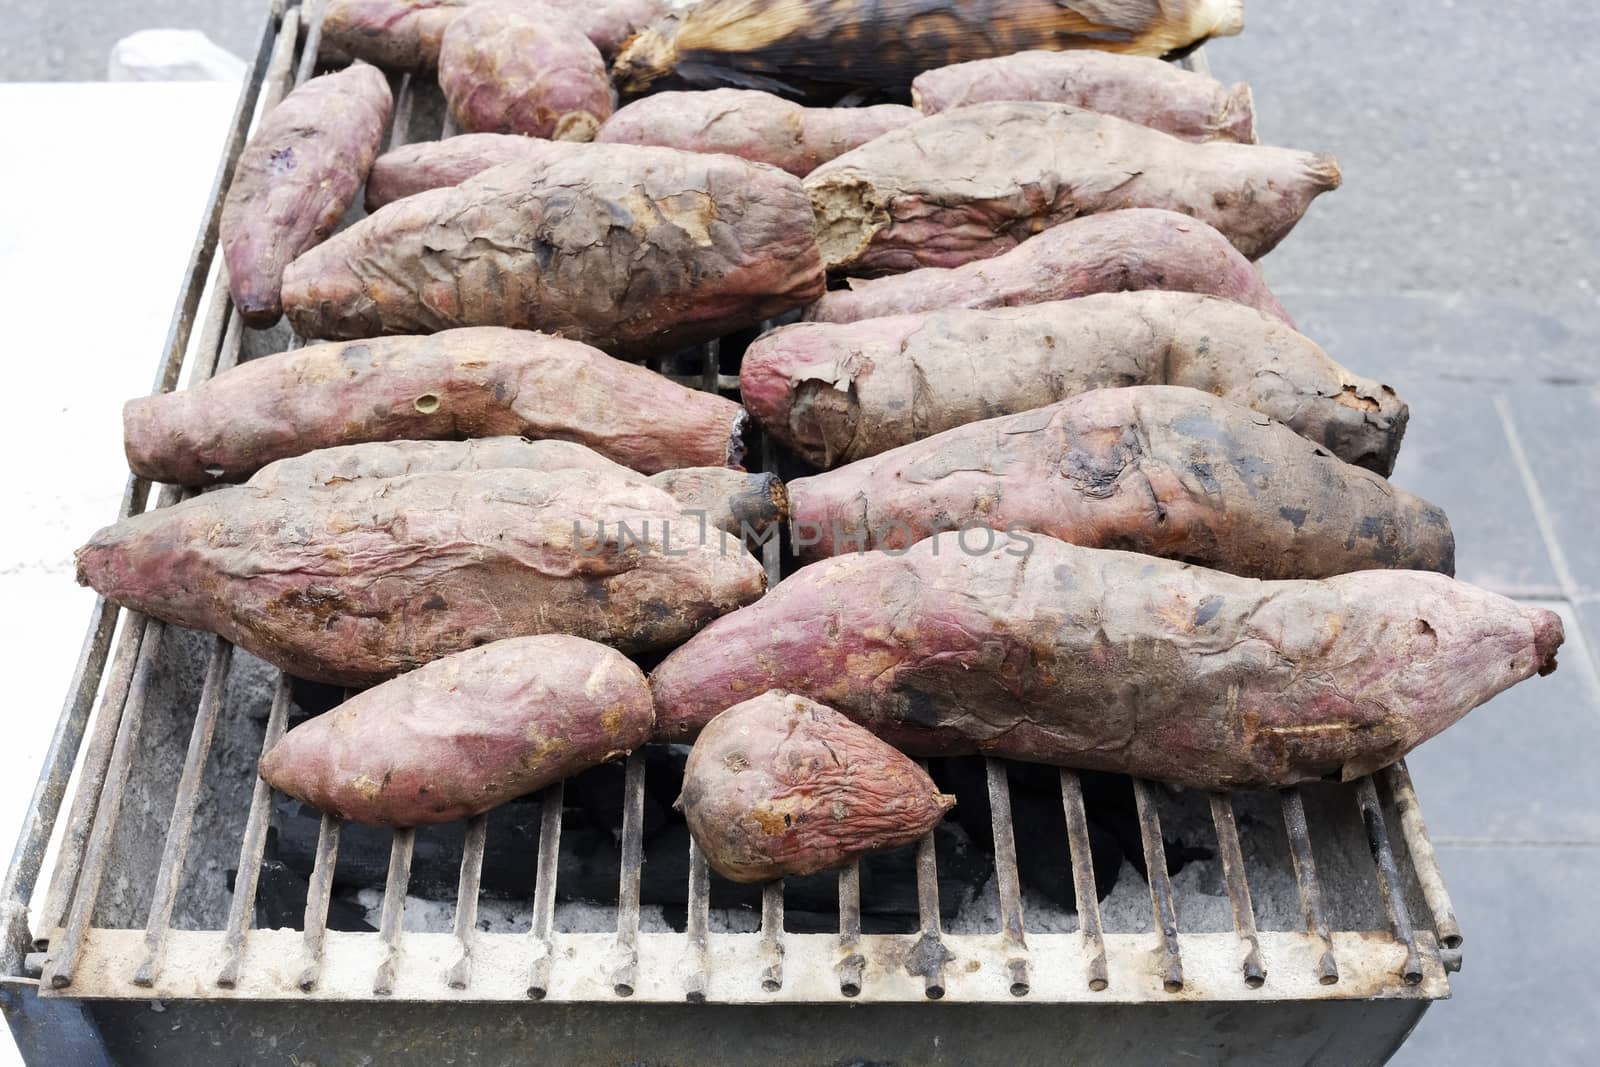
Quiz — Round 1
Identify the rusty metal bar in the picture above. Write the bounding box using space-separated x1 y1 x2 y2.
217 672 291 988
1208 793 1266 988
1059 769 1108 991
681 835 710 1002
1355 776 1424 985
211 307 246 377
296 813 342 992
759 881 785 992
294 0 326 86
256 8 303 120
1281 787 1340 985
133 637 233 987
985 759 1030 997
701 338 721 393
441 110 460 138
910 761 947 1000
836 862 864 998
526 780 564 999
386 73 414 151
1384 761 1462 950
446 814 489 990
373 828 416 995
1131 779 1184 993
610 752 646 997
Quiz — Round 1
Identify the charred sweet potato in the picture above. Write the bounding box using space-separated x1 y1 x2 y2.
439 2 612 141
366 134 570 211
783 386 1450 576
805 209 1294 326
651 534 1564 790
281 145 825 356
645 466 789 540
613 0 1244 100
679 691 954 882
597 89 918 176
220 63 392 328
259 635 653 826
75 468 767 686
745 292 1405 474
806 102 1338 273
123 327 747 484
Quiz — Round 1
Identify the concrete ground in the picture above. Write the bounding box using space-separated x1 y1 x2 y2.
2 1 1597 1064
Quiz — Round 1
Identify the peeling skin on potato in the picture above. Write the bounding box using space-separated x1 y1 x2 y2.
259 635 653 826
680 691 954 882
651 533 1564 791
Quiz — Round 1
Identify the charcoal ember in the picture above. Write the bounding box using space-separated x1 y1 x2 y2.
238 855 376 933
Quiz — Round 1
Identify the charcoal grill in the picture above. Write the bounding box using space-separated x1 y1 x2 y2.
1 4 1464 1063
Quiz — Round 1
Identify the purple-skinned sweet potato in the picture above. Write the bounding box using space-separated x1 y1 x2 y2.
75 468 767 687
745 291 1405 474
260 635 653 826
783 386 1453 578
366 134 570 211
651 534 1564 790
597 89 919 177
805 102 1339 273
439 2 612 141
805 209 1294 327
679 691 954 883
281 145 825 355
122 327 748 484
912 50 1254 143
220 63 393 327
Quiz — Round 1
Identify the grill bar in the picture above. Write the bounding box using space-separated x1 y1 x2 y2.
1208 793 1266 988
912 764 947 1000
760 882 785 992
1281 788 1340 985
836 863 864 997
1059 770 1108 992
218 673 291 988
296 814 342 992
984 759 1030 997
525 780 563 999
611 752 646 997
1354 777 1423 985
446 814 488 989
1131 779 1184 993
387 73 414 149
374 829 416 995
681 837 710 1002
294 0 326 85
1384 761 1461 950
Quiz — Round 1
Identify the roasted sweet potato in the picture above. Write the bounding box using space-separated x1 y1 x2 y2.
679 691 954 882
745 292 1405 474
123 327 747 484
912 51 1254 143
440 2 613 141
75 468 767 686
281 146 825 356
366 134 569 211
651 534 1563 790
259 635 653 826
806 102 1338 273
783 386 1452 578
613 0 1244 100
220 63 392 328
640 467 789 539
805 209 1294 327
597 90 918 177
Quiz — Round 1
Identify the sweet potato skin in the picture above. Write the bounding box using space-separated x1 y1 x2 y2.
597 90 918 177
259 635 652 826
365 134 570 211
746 292 1406 474
805 209 1295 327
912 50 1255 144
680 691 954 882
220 63 393 327
75 468 767 686
281 146 825 356
440 3 613 142
651 534 1564 790
321 0 467 71
122 327 746 484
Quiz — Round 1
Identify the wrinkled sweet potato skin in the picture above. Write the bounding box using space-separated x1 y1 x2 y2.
746 292 1406 474
123 328 746 484
366 134 571 211
912 50 1254 144
321 0 467 71
440 3 612 142
652 534 1564 790
680 691 954 882
597 89 918 176
75 468 767 686
805 209 1294 327
785 386 1451 577
805 102 1339 273
281 146 825 357
260 635 652 826
220 63 393 328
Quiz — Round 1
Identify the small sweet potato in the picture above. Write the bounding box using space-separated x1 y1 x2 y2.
651 533 1564 790
75 468 767 686
912 50 1255 144
123 327 747 484
679 691 954 883
805 209 1294 327
282 146 825 356
745 292 1405 474
597 90 919 177
260 635 652 826
366 134 569 211
783 386 1452 578
220 63 392 327
805 102 1339 273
